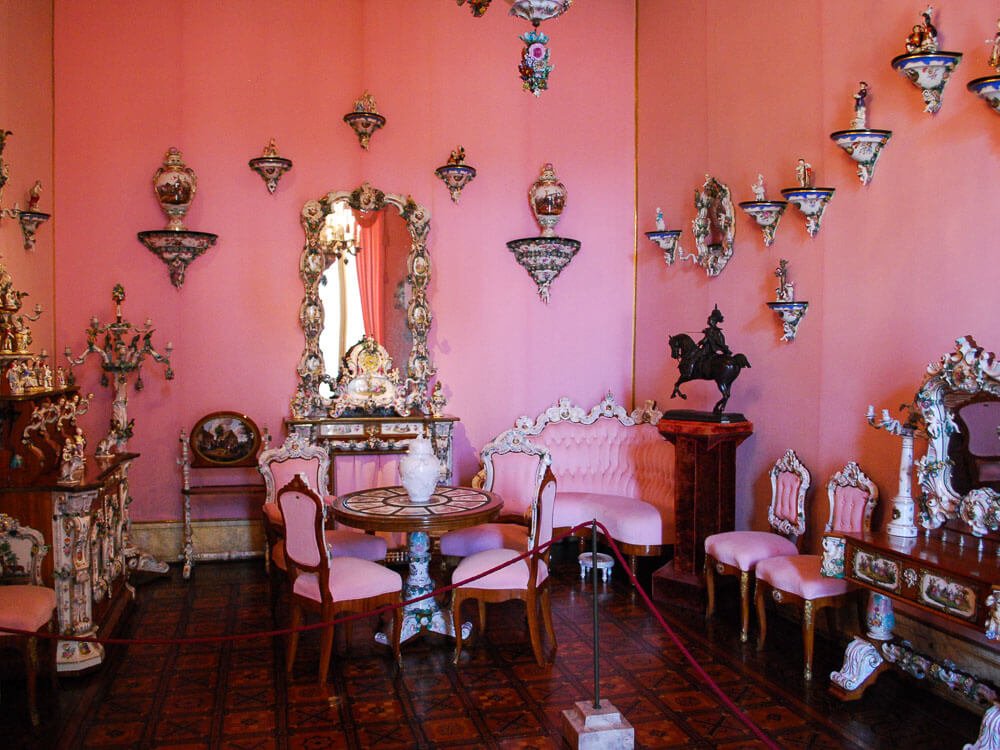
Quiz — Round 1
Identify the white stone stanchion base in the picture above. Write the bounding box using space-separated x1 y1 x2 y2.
562 699 634 749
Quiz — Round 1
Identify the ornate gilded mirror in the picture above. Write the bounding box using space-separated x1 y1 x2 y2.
291 183 434 418
690 175 735 277
916 336 1000 536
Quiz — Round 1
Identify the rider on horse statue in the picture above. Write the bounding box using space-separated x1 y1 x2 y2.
668 306 750 416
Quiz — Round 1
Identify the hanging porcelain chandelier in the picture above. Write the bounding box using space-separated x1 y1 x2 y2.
319 202 362 263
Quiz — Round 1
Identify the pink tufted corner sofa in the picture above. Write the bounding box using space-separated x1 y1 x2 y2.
492 392 675 574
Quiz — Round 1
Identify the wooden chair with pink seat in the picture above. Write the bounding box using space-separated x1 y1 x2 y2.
439 429 553 563
754 461 879 680
704 448 811 643
451 459 558 667
0 513 57 726
258 434 388 576
276 475 402 688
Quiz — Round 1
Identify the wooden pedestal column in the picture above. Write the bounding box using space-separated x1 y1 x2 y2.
652 416 753 609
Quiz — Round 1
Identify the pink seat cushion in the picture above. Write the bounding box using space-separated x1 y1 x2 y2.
755 555 853 600
704 531 797 572
273 529 387 568
0 585 56 633
554 491 663 547
453 547 548 590
439 523 529 557
293 556 401 603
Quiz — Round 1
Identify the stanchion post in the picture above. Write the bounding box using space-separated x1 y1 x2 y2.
592 518 600 710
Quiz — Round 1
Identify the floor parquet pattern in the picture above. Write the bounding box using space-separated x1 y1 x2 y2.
0 549 983 749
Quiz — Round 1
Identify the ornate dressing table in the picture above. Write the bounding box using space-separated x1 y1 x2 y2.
822 337 1000 749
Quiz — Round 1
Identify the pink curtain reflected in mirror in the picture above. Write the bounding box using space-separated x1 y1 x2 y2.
355 208 386 344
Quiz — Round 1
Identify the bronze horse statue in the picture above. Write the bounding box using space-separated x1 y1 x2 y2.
668 333 751 415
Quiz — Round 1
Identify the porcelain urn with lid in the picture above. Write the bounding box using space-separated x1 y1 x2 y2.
399 430 442 504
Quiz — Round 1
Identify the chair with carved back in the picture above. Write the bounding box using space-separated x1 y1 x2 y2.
439 430 552 562
259 434 388 575
277 475 402 688
0 513 57 726
451 462 558 667
704 448 811 643
754 461 879 680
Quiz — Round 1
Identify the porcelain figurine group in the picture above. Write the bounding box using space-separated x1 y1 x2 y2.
5 358 65 395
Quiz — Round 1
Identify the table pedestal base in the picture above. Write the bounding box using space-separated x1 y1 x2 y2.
374 530 472 645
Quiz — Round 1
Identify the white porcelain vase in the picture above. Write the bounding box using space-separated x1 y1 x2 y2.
399 432 441 504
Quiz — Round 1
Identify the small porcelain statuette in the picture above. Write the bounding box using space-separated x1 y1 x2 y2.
646 207 683 265
781 161 835 238
766 259 809 342
738 173 788 247
967 18 1000 114
58 427 87 485
892 6 962 114
434 146 477 203
831 82 893 185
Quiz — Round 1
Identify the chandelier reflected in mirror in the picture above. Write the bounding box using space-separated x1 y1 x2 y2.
319 202 362 262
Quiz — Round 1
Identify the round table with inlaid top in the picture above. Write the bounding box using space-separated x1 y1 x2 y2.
331 485 503 643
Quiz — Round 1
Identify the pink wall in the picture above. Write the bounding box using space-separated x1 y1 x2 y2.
2 0 54 356
637 1 1000 549
52 1 637 522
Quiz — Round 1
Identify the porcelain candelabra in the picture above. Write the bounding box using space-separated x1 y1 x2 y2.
866 404 922 538
65 284 174 573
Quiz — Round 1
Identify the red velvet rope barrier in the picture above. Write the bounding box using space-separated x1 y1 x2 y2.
0 520 778 748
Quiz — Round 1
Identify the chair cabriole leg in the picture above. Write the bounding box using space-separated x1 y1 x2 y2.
755 582 768 651
704 556 716 619
803 600 815 681
739 570 751 643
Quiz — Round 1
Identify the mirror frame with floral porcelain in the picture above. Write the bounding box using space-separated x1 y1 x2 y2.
291 182 434 419
915 336 1000 536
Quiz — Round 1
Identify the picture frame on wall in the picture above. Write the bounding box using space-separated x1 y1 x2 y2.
188 411 263 468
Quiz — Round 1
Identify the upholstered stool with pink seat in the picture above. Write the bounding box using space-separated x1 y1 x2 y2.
754 461 879 680
704 448 811 643
482 393 674 575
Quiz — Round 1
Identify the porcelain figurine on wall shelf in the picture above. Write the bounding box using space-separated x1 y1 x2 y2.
0 131 52 251
892 6 962 114
343 91 385 150
645 207 683 265
738 173 788 247
137 148 218 288
506 163 580 303
781 160 835 238
248 138 292 194
667 306 750 419
967 18 1000 114
434 146 477 203
766 259 808 342
830 82 893 186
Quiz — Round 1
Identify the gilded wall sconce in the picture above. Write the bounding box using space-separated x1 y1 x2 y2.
645 207 683 266
968 19 1000 114
738 174 787 247
830 82 893 186
766 259 809 342
343 91 385 150
781 160 835 238
248 138 293 194
891 6 962 114
506 163 580 303
434 146 477 203
137 148 218 289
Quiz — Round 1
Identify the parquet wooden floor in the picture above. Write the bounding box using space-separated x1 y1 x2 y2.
0 547 983 748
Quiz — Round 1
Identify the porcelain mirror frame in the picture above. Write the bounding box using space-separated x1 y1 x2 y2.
915 336 1000 535
291 183 434 419
691 175 736 277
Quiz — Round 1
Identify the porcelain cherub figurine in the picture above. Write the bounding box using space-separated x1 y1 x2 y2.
795 159 815 189
751 174 766 201
988 18 1000 72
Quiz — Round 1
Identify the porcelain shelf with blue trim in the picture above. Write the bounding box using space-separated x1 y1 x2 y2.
830 82 892 186
738 175 786 247
890 7 962 114
968 19 1000 114
645 208 683 265
434 146 477 203
780 160 834 238
766 260 808 342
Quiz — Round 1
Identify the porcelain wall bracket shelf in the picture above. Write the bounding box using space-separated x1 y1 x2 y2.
0 132 51 251
434 147 476 203
765 259 808 342
644 206 683 264
830 81 892 185
891 7 961 114
968 20 1000 114
781 161 834 238
137 148 217 288
248 138 292 194
343 91 385 150
506 163 579 303
739 174 786 247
